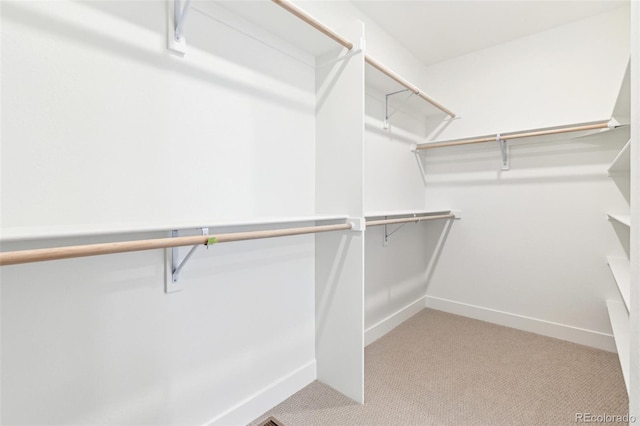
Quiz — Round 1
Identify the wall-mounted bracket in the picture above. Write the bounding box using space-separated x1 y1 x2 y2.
165 227 208 293
167 0 192 56
348 217 366 232
383 89 414 129
497 134 510 170
383 214 416 246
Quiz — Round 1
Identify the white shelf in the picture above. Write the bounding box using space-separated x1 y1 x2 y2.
607 213 631 227
0 214 350 242
364 209 451 218
606 299 630 395
211 2 346 57
608 140 631 174
611 61 630 126
606 256 630 312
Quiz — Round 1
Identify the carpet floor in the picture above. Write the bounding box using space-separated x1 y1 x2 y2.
249 309 628 426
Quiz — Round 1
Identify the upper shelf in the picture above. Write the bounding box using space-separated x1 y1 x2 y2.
201 1 345 57
212 1 456 119
608 140 631 174
608 213 631 227
611 60 630 126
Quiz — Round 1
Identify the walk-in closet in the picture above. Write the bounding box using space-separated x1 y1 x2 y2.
1 1 637 425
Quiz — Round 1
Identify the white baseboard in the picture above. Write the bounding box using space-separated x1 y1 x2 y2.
207 360 316 426
365 296 426 346
425 296 616 352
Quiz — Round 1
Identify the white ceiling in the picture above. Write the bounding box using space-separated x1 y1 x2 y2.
352 1 626 65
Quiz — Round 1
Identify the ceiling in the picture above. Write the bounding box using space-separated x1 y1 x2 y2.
352 1 626 65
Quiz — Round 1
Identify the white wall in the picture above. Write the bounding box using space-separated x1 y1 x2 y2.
1 2 319 424
420 8 631 350
419 7 630 141
363 83 447 344
1 1 316 239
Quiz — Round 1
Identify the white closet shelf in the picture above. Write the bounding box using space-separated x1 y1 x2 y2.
611 61 630 126
365 209 452 218
0 215 350 242
202 1 346 57
606 256 631 312
606 299 630 395
607 213 631 227
608 140 631 174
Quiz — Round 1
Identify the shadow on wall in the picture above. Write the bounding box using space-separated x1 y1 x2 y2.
423 219 455 290
3 2 312 114
364 217 455 325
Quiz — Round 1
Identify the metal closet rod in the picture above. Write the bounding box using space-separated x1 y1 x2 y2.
415 120 613 150
270 0 456 118
0 223 352 266
367 213 454 227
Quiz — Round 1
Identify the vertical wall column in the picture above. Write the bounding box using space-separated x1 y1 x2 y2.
629 0 639 419
314 21 366 403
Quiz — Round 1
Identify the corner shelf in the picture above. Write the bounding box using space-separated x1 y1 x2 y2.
608 140 631 175
606 299 630 394
606 256 630 311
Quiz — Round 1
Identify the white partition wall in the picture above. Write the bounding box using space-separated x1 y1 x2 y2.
629 0 639 418
314 21 366 404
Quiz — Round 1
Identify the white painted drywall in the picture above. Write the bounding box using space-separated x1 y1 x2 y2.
314 21 366 404
363 87 428 213
420 8 631 350
419 6 630 141
1 1 316 239
1 2 318 425
364 219 452 345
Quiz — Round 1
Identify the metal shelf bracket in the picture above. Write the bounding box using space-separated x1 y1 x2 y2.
165 227 208 293
497 134 510 170
384 89 414 129
167 0 192 56
383 214 416 246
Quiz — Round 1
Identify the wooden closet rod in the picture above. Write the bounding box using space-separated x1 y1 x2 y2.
0 223 353 266
271 0 354 50
270 0 456 118
367 213 454 227
364 56 456 118
414 120 612 150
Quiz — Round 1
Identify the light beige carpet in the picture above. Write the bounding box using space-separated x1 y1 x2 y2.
250 309 628 426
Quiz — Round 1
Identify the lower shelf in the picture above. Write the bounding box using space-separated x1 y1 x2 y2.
606 299 630 395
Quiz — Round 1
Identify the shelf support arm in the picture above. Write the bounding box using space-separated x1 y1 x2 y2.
171 227 208 285
174 0 192 42
384 89 414 129
383 214 416 246
497 134 510 170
